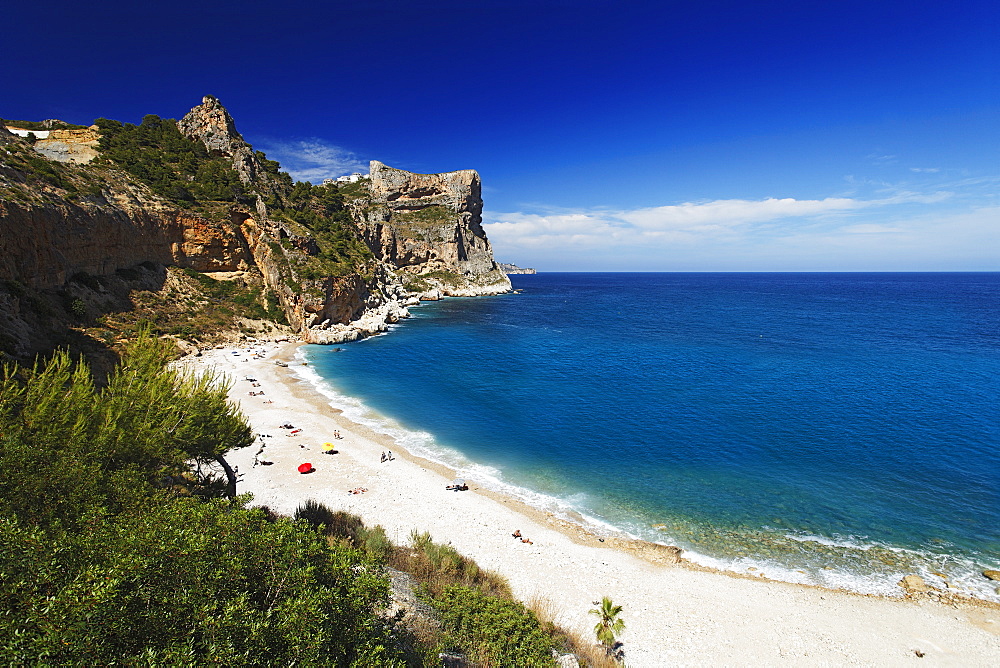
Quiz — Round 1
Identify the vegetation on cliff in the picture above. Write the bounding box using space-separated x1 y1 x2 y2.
94 112 372 279
0 118 89 131
95 114 250 206
0 140 106 200
268 180 374 280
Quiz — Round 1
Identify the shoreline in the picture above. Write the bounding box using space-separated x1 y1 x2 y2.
177 341 1000 665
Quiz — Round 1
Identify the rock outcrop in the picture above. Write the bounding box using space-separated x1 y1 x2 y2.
357 160 511 297
498 262 536 274
1 96 511 353
178 96 257 183
0 172 247 290
177 95 282 206
32 126 101 164
899 574 932 595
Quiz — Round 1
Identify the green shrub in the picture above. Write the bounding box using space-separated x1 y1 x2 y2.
0 333 405 664
295 500 363 542
432 585 556 667
94 115 248 206
358 524 394 564
70 298 87 320
1 118 88 131
0 500 399 665
396 530 510 599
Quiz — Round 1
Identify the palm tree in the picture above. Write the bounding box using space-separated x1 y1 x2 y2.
589 596 625 650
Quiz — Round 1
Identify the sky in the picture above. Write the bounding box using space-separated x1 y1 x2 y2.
5 0 998 271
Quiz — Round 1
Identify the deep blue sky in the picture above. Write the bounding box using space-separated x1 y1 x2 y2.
6 0 998 270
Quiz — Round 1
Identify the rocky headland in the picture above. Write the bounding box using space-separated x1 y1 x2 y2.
0 96 511 357
498 262 536 274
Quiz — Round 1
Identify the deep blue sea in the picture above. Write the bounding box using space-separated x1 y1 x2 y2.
298 273 1000 600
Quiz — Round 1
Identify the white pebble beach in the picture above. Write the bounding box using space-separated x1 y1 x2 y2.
175 343 1000 666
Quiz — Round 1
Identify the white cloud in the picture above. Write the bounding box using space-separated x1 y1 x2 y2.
485 196 871 250
617 197 863 230
837 223 904 235
910 167 940 173
483 194 999 271
867 153 897 165
254 138 367 184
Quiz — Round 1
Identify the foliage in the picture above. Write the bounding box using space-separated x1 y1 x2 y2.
0 328 252 527
334 178 372 201
296 499 362 541
95 267 289 341
181 268 272 320
294 501 394 565
0 332 405 664
589 597 625 649
0 500 400 665
94 114 248 206
398 530 511 599
431 585 556 667
268 181 373 277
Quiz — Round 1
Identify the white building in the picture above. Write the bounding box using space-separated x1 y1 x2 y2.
335 172 369 183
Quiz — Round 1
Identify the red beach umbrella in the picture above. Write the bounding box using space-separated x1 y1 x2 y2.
297 462 313 474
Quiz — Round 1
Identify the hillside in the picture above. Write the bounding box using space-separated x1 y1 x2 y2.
0 96 510 359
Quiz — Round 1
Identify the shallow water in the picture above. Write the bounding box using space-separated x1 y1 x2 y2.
300 273 1000 600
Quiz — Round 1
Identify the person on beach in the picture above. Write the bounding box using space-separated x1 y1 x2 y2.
512 530 521 538
380 452 386 463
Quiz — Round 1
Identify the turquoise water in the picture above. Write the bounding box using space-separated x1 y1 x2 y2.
298 273 1000 600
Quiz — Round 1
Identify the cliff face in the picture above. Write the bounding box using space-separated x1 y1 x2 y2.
32 127 101 164
0 96 511 353
177 95 283 207
498 262 536 274
357 160 510 298
0 159 247 290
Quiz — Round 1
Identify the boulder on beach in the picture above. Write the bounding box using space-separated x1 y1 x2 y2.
899 574 931 594
982 569 1000 581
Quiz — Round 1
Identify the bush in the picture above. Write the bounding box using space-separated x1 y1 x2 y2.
432 585 556 667
0 500 400 665
358 524 394 564
393 530 510 599
94 115 248 206
70 298 87 320
0 334 405 664
295 500 364 543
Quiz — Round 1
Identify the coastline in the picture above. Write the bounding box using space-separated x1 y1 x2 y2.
176 342 1000 665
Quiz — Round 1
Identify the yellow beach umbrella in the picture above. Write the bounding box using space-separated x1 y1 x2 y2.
323 442 336 451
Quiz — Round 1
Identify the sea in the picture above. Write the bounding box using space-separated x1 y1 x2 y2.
295 272 1000 601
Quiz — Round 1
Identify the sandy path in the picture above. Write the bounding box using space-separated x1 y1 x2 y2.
176 344 1000 666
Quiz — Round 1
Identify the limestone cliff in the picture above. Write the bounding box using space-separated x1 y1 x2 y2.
32 127 101 165
354 160 511 298
0 147 248 290
0 96 511 354
498 262 536 274
176 96 280 207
